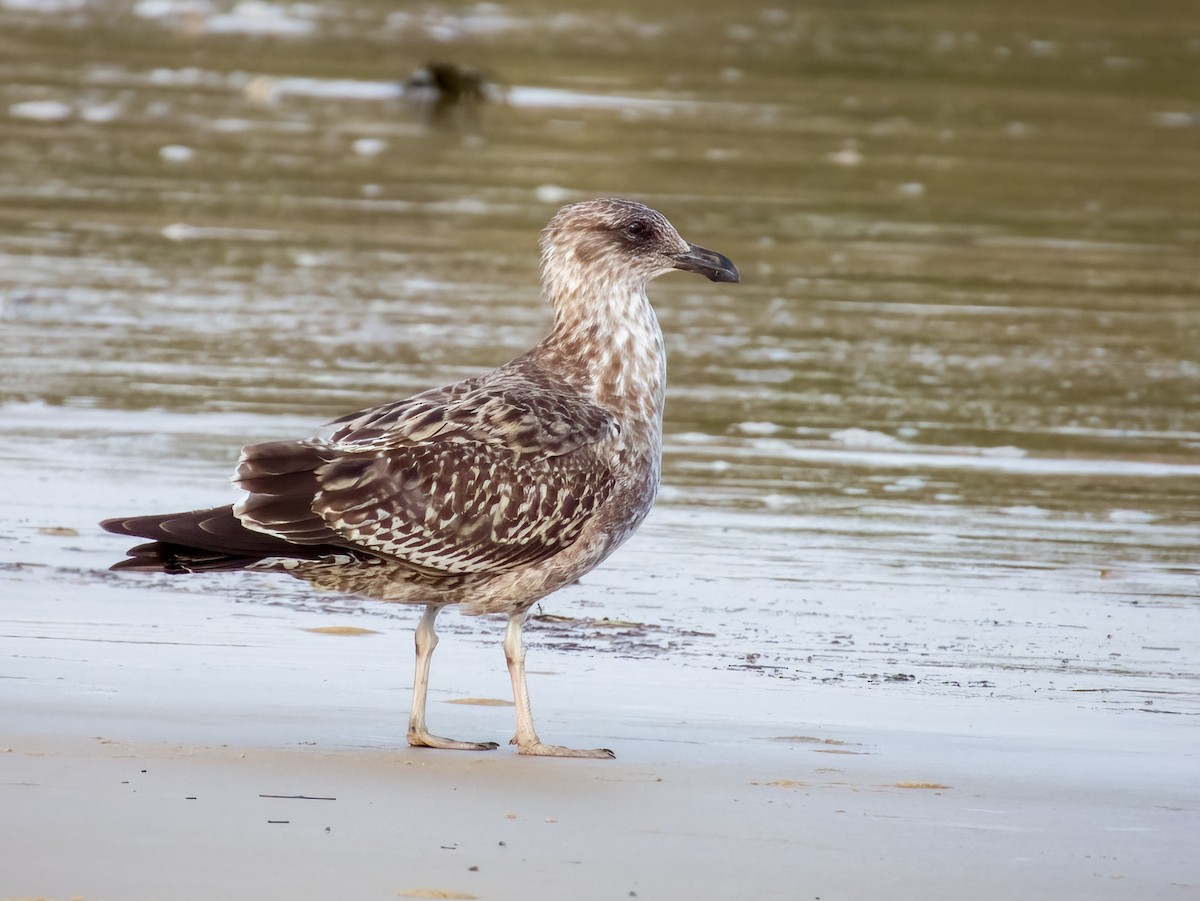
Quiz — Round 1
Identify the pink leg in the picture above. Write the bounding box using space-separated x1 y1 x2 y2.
504 611 614 759
406 604 499 751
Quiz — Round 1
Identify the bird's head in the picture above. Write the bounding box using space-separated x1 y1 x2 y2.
539 198 739 301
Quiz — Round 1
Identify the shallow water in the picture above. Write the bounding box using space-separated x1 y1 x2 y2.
2 2 1197 611
3 1 1199 523
2 0 1197 705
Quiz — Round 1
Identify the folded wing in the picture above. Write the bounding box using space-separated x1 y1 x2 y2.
235 367 620 576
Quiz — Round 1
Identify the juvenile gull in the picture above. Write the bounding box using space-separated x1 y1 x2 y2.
101 198 739 758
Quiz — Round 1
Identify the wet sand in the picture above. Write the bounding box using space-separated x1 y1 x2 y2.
2 413 1197 900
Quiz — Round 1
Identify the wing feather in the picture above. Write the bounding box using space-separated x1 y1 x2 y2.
233 362 619 576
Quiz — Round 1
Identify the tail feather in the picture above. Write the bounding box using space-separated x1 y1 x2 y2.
232 439 338 545
100 505 350 574
108 544 271 574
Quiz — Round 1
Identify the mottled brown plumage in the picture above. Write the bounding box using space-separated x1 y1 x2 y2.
101 198 738 757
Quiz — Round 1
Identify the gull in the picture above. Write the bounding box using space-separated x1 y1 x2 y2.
102 198 739 758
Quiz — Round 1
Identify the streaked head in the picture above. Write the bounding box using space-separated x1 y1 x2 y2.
539 198 739 299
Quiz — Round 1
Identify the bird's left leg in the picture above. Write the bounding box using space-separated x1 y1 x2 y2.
504 610 614 758
407 603 499 751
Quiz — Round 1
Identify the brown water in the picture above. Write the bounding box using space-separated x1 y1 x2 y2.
2 5 1199 664
3 1 1198 524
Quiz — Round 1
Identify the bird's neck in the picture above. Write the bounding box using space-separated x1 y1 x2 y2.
538 280 667 428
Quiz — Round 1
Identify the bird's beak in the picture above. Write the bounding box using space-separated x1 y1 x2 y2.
672 243 740 283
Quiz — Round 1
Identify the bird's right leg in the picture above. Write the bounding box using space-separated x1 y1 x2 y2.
406 603 499 751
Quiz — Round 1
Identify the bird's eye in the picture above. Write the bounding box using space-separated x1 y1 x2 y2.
624 219 651 241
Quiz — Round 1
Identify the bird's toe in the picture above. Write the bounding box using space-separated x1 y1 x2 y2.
517 741 615 759
407 730 500 752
